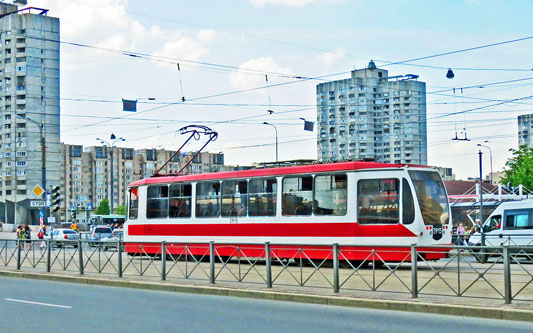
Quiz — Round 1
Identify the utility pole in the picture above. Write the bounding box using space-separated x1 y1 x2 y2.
16 115 46 223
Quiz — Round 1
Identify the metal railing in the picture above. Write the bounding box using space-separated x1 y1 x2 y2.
1 238 533 304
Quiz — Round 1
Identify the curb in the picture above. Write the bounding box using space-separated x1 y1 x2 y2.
1 270 532 322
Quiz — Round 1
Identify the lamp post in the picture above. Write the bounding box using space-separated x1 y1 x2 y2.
263 122 278 164
477 142 493 184
16 114 46 224
96 134 125 214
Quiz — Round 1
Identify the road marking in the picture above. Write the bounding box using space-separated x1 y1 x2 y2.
5 298 72 309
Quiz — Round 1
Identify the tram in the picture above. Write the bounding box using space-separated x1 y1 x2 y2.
124 161 452 261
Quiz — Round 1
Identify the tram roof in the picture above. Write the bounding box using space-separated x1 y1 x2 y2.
129 160 430 187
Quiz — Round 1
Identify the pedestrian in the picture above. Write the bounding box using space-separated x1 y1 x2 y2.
474 219 483 233
456 223 465 246
37 225 46 249
25 224 32 249
19 225 26 249
16 225 22 247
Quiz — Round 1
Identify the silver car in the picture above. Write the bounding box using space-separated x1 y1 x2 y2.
45 229 80 248
89 226 113 246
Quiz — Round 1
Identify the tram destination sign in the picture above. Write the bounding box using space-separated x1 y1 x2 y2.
30 200 46 208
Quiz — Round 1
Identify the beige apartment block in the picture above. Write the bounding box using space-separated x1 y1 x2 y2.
60 144 226 222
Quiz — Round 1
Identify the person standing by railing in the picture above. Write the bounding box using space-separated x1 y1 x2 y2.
456 223 465 245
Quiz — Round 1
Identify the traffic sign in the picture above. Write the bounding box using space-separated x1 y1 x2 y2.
87 202 92 211
39 210 44 218
48 217 56 223
30 200 46 208
32 185 44 198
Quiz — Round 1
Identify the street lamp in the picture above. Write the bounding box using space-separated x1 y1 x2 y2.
263 122 278 164
16 114 46 224
96 134 125 214
477 142 493 184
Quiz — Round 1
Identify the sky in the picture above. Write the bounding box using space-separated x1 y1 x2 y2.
27 0 533 180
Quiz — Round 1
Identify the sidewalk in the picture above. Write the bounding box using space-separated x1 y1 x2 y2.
0 231 15 239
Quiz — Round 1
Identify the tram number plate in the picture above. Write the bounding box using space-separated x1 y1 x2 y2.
432 227 444 235
229 217 238 224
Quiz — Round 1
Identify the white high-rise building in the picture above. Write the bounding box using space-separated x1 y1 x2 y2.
518 114 533 148
316 61 427 165
0 3 60 225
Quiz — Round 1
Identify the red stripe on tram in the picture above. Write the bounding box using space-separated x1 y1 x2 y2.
128 222 417 238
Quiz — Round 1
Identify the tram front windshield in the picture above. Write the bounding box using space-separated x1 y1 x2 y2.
408 170 449 225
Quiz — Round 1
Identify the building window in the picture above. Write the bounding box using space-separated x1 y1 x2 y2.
146 149 157 161
69 145 82 157
122 148 133 160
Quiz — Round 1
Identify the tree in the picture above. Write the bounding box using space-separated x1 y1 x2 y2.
501 145 533 189
115 205 126 216
95 199 110 215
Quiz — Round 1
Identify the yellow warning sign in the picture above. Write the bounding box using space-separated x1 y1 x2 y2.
32 185 44 198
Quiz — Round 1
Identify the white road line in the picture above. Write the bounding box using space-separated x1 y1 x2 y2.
5 298 72 309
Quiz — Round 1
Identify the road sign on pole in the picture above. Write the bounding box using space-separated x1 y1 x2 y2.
32 185 44 198
87 202 92 211
30 200 46 208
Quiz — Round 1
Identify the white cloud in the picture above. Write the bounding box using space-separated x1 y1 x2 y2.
229 57 295 90
151 30 217 65
31 1 215 70
316 47 345 66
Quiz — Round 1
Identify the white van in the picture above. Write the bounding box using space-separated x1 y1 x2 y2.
469 199 533 246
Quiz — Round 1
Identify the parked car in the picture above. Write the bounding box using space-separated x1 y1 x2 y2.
101 229 124 251
88 226 113 246
44 228 80 248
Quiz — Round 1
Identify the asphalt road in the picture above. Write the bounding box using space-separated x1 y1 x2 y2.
1 276 532 333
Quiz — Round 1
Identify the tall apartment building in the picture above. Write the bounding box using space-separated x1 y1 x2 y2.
0 4 60 224
518 114 533 148
60 144 226 222
316 61 427 164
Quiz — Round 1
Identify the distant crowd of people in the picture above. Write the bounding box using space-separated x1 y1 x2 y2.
16 224 48 249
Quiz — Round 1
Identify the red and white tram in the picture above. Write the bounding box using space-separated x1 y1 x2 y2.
124 161 452 261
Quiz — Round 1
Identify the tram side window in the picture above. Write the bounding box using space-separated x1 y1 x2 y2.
249 178 277 217
402 179 415 224
128 187 138 220
282 176 313 216
358 178 399 224
169 184 192 218
146 185 169 219
504 210 532 229
196 182 220 218
222 180 248 217
314 174 347 216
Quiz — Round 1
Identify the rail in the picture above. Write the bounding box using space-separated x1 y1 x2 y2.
1 238 533 304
